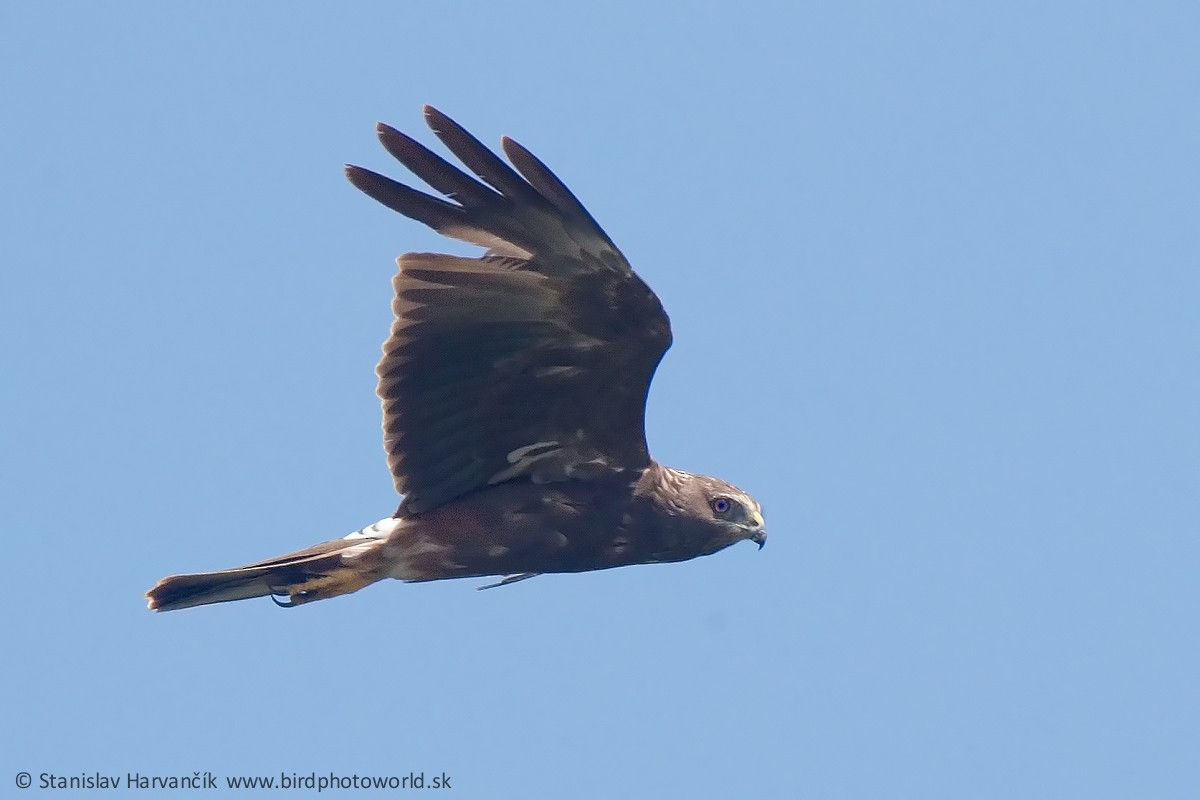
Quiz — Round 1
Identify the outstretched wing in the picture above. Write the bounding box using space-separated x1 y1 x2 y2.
346 107 672 514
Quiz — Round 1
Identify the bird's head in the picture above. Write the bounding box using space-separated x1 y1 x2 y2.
661 470 766 555
702 479 767 552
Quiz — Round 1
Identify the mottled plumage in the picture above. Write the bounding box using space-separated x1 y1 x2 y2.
146 107 764 612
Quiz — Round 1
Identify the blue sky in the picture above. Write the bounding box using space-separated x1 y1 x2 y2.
2 2 1197 797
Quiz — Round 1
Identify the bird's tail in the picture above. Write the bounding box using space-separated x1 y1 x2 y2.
145 520 399 612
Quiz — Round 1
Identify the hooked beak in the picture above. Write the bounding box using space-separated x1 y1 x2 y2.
749 508 766 549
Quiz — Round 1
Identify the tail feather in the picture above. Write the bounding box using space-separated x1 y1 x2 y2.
146 523 397 612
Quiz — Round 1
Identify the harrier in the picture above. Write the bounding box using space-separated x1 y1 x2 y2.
146 107 765 612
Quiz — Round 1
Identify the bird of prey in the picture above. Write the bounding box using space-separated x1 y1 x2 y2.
146 107 765 612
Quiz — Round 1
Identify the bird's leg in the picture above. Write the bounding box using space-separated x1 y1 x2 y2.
476 572 541 590
268 587 300 607
268 585 321 607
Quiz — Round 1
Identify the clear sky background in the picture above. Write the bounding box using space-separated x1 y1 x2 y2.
2 2 1197 798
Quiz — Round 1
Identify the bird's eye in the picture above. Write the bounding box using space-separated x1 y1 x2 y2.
711 497 732 515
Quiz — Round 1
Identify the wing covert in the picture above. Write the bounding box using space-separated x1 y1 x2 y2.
346 107 672 513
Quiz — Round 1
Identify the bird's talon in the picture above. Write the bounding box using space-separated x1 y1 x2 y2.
269 588 298 608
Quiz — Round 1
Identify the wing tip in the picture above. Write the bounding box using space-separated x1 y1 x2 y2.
144 578 172 612
376 121 402 143
344 164 403 201
423 104 448 131
346 164 395 200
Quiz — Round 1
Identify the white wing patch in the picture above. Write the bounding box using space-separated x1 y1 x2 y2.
506 441 561 462
533 366 582 379
343 517 402 540
489 441 565 484
488 439 622 486
563 458 611 478
340 517 402 561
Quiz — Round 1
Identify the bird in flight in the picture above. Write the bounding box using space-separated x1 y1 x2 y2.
146 106 765 612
